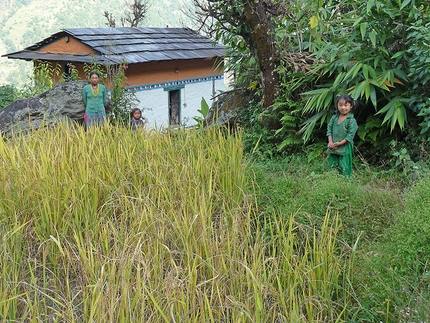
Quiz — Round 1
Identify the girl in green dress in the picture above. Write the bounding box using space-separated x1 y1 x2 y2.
326 94 358 176
82 71 107 128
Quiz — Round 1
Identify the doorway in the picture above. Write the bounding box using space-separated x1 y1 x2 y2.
169 89 180 125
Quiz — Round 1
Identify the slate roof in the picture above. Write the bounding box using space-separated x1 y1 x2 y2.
2 27 226 65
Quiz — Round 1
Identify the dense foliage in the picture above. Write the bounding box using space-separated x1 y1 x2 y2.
0 85 18 109
298 0 430 165
198 0 430 166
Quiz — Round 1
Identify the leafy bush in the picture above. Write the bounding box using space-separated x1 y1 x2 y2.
0 85 18 109
298 0 430 166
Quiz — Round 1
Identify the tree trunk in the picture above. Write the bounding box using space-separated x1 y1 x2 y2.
242 1 280 127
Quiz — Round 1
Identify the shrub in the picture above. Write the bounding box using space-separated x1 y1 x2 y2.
0 84 18 109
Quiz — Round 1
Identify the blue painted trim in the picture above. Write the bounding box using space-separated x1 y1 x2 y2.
163 85 185 91
125 74 224 92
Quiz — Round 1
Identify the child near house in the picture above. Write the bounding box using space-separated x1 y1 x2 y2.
326 94 358 176
130 108 146 130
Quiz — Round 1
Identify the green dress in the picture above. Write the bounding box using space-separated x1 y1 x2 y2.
82 83 107 127
326 113 358 175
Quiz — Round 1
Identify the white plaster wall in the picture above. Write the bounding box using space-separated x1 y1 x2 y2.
132 77 224 129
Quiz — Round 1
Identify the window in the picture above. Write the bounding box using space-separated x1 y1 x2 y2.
62 62 72 81
168 89 180 125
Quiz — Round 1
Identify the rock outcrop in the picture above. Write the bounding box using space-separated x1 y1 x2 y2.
205 89 252 129
0 80 110 138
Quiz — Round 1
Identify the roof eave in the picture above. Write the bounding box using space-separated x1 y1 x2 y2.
1 51 109 64
2 51 225 65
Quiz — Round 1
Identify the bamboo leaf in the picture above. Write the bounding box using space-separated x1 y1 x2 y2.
369 31 377 47
344 63 362 81
333 72 345 88
352 63 363 79
369 79 390 91
364 82 371 100
376 98 399 115
369 86 376 107
362 64 369 79
373 56 380 69
391 51 405 59
394 104 407 130
299 110 327 142
367 0 375 13
303 88 333 95
351 80 367 98
400 0 411 10
382 105 395 124
394 77 405 85
323 92 333 108
394 67 407 81
360 22 368 40
368 65 377 80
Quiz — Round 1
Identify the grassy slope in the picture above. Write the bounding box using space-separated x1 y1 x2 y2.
249 156 430 322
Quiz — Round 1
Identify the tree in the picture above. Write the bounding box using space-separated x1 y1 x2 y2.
121 0 148 27
104 11 117 27
192 0 289 127
104 0 149 27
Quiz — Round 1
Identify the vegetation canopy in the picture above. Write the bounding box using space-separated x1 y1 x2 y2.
190 0 430 166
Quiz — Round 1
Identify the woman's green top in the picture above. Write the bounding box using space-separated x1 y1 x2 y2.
82 84 107 113
326 113 358 155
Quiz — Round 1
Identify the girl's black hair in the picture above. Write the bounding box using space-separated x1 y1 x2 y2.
89 71 100 78
130 108 142 118
335 94 356 112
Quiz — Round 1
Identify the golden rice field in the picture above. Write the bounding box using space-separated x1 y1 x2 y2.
0 124 354 322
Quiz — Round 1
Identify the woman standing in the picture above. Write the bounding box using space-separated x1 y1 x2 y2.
82 71 107 128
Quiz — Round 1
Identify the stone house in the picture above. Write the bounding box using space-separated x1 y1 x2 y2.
2 27 225 128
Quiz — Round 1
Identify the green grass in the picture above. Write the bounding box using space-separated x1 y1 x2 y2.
248 155 430 322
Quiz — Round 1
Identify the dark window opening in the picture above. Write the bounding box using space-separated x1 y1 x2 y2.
169 89 180 125
62 62 72 81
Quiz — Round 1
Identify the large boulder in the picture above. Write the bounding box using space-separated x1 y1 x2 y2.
205 90 252 129
0 80 110 138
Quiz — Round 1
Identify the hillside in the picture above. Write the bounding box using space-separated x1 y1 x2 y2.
0 0 195 86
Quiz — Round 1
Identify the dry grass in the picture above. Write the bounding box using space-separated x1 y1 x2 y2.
0 123 353 322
